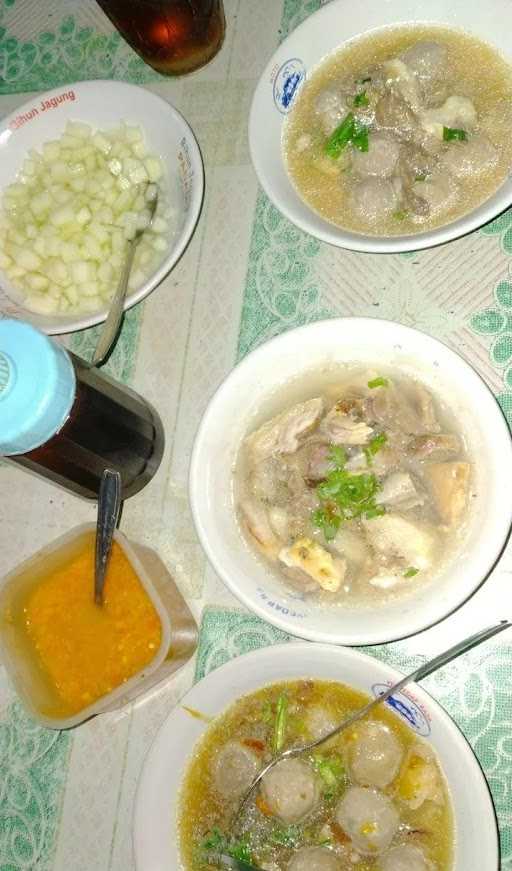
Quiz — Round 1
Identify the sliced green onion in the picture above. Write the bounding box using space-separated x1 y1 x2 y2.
312 753 345 789
353 90 369 108
392 209 408 221
352 121 369 152
328 444 347 469
443 126 467 142
368 376 389 389
273 693 288 754
403 566 419 578
415 173 427 182
364 432 388 466
269 825 301 847
324 113 355 159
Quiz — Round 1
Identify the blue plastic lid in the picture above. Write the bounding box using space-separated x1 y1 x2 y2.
0 319 76 455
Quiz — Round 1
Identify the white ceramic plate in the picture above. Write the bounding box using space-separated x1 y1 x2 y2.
0 80 204 333
249 0 512 253
189 318 512 646
133 643 499 871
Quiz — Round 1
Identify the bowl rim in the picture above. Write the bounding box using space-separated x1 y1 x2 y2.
132 641 500 871
0 79 205 334
189 317 512 645
248 0 512 253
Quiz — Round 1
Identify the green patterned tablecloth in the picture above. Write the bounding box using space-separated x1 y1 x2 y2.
0 1 512 870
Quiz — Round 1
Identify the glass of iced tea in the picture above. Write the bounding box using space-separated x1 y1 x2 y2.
96 0 225 76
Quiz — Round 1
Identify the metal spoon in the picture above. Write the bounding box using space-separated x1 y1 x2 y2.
94 469 122 605
234 619 511 823
92 189 159 367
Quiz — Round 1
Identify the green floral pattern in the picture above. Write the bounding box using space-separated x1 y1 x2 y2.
0 700 71 870
480 207 512 255
0 9 165 94
69 305 143 385
469 277 512 425
237 195 330 359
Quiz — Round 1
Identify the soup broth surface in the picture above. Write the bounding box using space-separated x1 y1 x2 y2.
179 680 454 871
284 25 512 235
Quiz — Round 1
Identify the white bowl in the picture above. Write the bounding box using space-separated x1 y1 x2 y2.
249 0 512 253
133 642 499 871
0 80 204 334
189 318 512 646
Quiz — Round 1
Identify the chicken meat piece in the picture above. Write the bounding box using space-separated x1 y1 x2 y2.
320 401 373 445
407 433 460 460
350 177 401 223
423 461 471 525
332 526 370 567
246 398 324 462
279 538 346 592
362 514 436 570
240 499 281 559
370 384 439 436
261 758 320 823
351 133 400 179
306 443 336 482
419 95 477 139
367 572 403 590
376 472 424 510
441 134 498 178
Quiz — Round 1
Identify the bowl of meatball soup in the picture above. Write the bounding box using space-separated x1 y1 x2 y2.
189 318 512 645
249 0 512 252
133 643 499 871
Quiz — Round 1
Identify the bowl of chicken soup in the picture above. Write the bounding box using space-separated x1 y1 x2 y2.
134 643 499 871
189 318 512 645
249 0 512 252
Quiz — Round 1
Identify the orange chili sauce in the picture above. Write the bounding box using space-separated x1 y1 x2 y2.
19 533 162 717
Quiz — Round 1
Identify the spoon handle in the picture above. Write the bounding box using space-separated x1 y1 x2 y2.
310 619 511 749
94 469 122 605
91 239 137 367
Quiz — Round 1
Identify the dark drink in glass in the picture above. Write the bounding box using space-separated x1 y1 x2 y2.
96 0 225 76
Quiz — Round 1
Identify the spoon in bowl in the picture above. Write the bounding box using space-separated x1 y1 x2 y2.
233 618 511 827
92 187 158 367
94 469 122 605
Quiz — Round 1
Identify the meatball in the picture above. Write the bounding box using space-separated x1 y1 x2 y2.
261 758 320 823
401 41 447 80
348 721 403 788
288 847 341 871
212 740 260 799
315 87 349 135
412 171 458 215
379 844 430 871
352 134 400 178
335 786 399 855
350 178 400 222
305 705 338 741
441 135 498 178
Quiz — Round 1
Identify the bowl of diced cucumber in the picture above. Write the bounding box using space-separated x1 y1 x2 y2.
0 80 204 334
